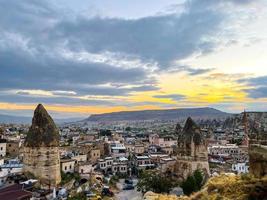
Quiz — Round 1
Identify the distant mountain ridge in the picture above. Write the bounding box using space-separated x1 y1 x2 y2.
0 114 82 124
85 107 232 122
0 114 31 124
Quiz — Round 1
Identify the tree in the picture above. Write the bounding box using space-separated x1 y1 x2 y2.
193 170 203 190
100 129 112 136
181 170 204 195
137 171 174 194
125 127 131 132
181 175 197 195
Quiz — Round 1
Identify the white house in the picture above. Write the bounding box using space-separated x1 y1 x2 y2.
61 159 76 173
110 143 127 158
134 155 154 169
232 162 249 174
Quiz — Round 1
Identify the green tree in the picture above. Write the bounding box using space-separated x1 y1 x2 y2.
125 127 131 131
181 170 204 195
100 129 112 136
137 171 173 194
193 170 203 190
181 175 197 195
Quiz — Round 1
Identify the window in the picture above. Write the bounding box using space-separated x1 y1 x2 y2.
69 165 72 169
0 147 2 150
65 166 67 170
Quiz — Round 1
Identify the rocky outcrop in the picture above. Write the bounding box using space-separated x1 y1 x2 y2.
249 144 267 178
174 118 210 179
24 104 59 147
23 104 61 187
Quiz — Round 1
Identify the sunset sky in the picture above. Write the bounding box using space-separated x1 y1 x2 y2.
1 0 267 118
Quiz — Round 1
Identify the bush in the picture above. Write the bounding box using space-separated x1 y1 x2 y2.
61 171 81 185
67 193 86 200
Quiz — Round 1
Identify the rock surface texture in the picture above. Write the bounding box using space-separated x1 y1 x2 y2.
249 143 267 178
174 117 210 179
23 104 61 187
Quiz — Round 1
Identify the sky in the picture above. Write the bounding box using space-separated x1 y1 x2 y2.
1 0 267 118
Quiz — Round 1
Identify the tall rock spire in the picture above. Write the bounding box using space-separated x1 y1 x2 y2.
23 104 61 187
242 110 249 146
174 117 210 179
24 104 59 147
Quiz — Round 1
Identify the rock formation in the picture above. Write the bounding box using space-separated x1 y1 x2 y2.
249 145 267 178
23 104 61 187
173 117 210 179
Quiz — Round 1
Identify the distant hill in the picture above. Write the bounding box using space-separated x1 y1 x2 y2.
0 114 31 124
0 114 83 125
85 107 232 122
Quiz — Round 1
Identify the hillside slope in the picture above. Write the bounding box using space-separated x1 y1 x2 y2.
144 174 267 200
85 107 231 122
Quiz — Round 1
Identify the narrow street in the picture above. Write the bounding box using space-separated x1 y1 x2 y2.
115 179 142 200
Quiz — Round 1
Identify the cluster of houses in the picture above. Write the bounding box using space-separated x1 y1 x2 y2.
0 117 253 191
0 109 259 200
0 123 180 189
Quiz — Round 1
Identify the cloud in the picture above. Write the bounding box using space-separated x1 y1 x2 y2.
244 87 267 99
0 0 263 109
53 1 225 68
239 76 267 87
172 66 215 75
153 94 186 101
238 76 267 99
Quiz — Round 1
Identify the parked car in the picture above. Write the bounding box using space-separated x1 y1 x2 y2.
84 190 96 197
123 184 134 190
124 179 133 185
101 186 114 197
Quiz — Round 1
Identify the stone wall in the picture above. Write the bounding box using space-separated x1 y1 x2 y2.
23 146 61 187
173 158 210 180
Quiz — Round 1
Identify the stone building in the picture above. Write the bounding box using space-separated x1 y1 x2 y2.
6 140 20 157
0 139 7 157
173 117 210 179
23 104 61 187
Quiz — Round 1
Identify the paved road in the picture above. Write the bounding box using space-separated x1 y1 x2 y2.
115 179 142 200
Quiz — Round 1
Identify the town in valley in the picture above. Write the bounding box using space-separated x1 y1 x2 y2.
0 105 266 199
1 0 267 199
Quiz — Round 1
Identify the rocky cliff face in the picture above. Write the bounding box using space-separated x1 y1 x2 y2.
174 118 210 179
24 104 59 147
176 117 207 158
23 104 61 187
249 145 267 178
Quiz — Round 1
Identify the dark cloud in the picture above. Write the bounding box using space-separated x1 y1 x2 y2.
239 76 267 87
0 0 256 105
53 1 223 68
244 87 267 99
0 93 114 106
238 76 267 99
0 44 156 95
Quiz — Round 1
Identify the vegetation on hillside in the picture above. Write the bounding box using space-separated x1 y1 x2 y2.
144 174 267 200
181 170 204 195
137 171 178 194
